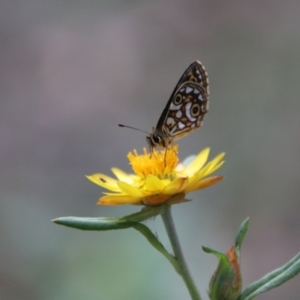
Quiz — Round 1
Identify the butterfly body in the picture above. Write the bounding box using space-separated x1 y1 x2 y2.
147 61 209 150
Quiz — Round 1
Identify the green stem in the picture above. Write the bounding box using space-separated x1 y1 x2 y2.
161 206 202 300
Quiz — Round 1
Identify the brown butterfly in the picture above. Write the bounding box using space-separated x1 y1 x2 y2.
119 61 209 150
146 61 209 150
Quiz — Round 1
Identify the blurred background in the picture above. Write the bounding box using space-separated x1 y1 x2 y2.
1 1 300 299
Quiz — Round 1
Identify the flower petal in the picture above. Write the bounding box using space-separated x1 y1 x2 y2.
187 162 212 185
99 194 141 205
186 176 223 193
111 168 136 184
204 161 225 177
181 148 210 176
117 181 144 198
86 174 120 192
203 153 225 176
163 177 189 194
144 175 166 192
187 153 225 185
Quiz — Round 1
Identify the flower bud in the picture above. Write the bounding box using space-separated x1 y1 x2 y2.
203 246 242 300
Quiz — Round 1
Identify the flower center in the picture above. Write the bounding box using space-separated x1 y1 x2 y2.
127 145 179 180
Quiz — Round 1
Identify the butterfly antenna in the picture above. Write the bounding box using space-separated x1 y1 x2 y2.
118 124 150 135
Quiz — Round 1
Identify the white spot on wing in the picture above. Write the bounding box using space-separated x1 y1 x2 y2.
170 103 181 110
176 110 182 118
166 117 175 125
178 122 185 129
198 94 203 102
193 88 200 94
186 87 193 93
167 118 177 134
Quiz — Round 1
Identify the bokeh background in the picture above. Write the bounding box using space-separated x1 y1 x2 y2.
1 1 300 299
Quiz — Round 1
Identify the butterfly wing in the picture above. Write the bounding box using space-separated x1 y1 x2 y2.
160 82 209 141
172 60 209 95
155 61 209 134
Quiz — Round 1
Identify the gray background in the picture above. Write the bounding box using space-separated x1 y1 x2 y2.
1 1 300 299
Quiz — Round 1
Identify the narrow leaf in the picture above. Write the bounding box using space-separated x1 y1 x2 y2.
235 218 249 261
52 216 137 230
240 252 300 300
53 206 168 231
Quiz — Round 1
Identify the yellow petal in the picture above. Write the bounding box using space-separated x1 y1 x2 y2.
102 191 125 195
186 176 224 192
203 153 225 175
203 161 225 177
111 168 136 184
186 152 225 183
86 174 120 192
117 181 144 197
182 148 210 176
98 194 141 205
163 177 189 194
144 175 167 192
188 153 225 184
187 162 213 185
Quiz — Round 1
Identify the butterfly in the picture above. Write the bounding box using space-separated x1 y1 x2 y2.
119 61 209 150
146 61 209 151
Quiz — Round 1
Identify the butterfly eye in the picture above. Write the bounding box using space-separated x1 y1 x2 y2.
190 103 201 117
152 135 161 144
174 94 183 105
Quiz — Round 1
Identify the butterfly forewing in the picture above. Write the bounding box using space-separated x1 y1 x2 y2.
172 60 209 96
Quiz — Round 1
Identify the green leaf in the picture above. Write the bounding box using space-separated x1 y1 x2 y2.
235 218 249 261
52 216 137 230
239 251 300 300
52 206 168 231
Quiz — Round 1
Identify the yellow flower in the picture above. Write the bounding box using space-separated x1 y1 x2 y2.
86 145 225 206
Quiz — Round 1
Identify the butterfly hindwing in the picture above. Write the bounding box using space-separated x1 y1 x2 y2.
162 82 208 140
